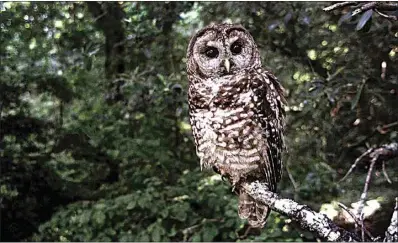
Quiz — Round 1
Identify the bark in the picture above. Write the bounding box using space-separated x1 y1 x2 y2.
241 142 398 241
242 181 398 242
242 181 361 242
384 198 398 242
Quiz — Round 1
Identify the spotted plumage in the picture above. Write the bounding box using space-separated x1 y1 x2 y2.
187 23 286 228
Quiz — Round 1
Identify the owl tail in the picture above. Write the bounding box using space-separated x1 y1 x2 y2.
238 192 270 228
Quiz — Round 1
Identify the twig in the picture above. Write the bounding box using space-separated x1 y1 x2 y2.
340 142 398 183
286 158 298 191
376 142 398 160
92 10 108 22
382 161 392 184
381 121 398 130
359 211 365 242
356 155 377 241
337 202 374 241
323 2 358 12
356 156 377 218
339 147 373 182
374 9 398 21
346 130 377 149
181 218 223 237
238 226 252 240
242 181 361 242
338 142 398 240
337 202 361 228
347 121 398 149
351 2 377 16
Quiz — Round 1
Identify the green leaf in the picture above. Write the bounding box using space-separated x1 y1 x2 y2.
126 201 136 210
201 224 218 241
92 211 106 226
137 196 148 208
79 210 91 225
136 232 150 242
94 203 106 210
168 227 177 237
160 208 169 218
191 233 201 242
151 225 164 242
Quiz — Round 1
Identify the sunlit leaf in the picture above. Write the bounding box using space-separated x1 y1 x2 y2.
92 211 106 226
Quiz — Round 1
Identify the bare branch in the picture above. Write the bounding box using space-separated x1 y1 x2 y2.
323 2 358 12
382 161 392 184
338 202 359 228
340 147 373 182
340 142 398 182
373 142 398 161
356 156 377 241
374 9 398 21
182 218 223 237
337 202 374 241
381 121 398 130
351 2 377 16
324 1 398 21
286 158 299 191
339 142 398 240
242 181 361 242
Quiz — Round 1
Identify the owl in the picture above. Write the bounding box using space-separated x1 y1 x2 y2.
186 23 286 228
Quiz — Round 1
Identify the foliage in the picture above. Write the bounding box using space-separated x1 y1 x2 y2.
1 1 397 242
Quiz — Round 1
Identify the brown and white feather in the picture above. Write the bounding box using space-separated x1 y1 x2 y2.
187 23 285 228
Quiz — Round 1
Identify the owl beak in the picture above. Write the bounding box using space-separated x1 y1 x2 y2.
224 59 231 73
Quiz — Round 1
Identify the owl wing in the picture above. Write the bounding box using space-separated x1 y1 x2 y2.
251 68 286 191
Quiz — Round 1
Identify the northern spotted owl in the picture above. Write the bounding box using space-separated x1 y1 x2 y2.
186 23 286 228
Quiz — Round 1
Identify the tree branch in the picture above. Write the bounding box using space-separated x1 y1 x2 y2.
242 181 398 242
323 1 398 21
338 142 398 241
385 198 398 242
337 202 375 241
241 143 398 241
356 155 377 241
323 1 358 12
242 181 361 242
340 142 398 182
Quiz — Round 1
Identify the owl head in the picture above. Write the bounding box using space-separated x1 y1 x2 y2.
187 23 261 79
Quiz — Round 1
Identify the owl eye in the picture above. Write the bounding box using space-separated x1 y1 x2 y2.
204 47 219 58
231 42 242 55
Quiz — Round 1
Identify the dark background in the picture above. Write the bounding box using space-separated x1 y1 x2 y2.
1 2 397 241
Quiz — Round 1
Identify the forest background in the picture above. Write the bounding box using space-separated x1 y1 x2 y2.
1 1 397 242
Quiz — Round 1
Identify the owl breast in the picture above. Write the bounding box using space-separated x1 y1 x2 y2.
187 23 285 228
189 69 282 186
